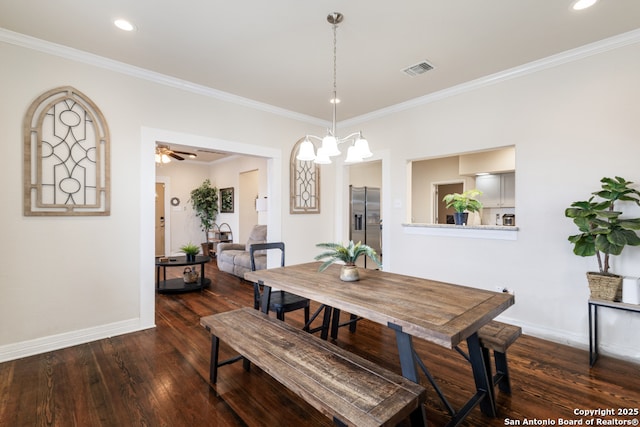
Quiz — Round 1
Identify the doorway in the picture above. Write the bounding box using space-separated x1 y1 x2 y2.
434 182 463 224
239 170 259 242
155 182 166 256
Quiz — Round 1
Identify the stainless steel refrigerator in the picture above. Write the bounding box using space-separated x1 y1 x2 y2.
349 186 382 269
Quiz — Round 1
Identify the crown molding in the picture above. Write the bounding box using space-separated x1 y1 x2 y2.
342 28 640 128
3 26 639 129
0 27 329 128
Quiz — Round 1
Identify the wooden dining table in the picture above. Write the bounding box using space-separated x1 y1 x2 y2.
245 262 515 426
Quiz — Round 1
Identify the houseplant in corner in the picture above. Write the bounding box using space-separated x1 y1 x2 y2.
565 176 640 301
442 189 483 225
189 179 219 256
315 240 382 282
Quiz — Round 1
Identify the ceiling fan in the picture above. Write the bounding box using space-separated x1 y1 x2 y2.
155 144 197 163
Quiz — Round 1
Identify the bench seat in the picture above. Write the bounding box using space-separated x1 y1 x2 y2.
477 320 522 394
201 307 427 427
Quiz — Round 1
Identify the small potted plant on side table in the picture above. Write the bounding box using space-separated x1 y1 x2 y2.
179 242 200 262
565 176 640 301
315 240 382 282
442 189 483 225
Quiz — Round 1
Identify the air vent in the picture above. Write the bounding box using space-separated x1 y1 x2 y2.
402 60 435 77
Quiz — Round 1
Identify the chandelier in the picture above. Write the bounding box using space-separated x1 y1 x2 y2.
296 12 372 165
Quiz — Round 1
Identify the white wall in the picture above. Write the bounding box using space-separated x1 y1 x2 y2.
357 39 640 361
0 39 332 361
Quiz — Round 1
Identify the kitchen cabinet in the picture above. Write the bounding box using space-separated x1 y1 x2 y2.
476 173 515 208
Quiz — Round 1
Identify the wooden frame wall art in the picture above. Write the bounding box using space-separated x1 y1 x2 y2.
23 86 110 216
220 187 234 213
290 137 320 214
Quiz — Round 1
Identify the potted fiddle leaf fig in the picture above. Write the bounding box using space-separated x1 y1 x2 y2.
565 176 640 301
189 179 219 255
315 240 382 282
442 189 483 225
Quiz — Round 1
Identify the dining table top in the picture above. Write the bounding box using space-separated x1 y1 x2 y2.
245 262 515 349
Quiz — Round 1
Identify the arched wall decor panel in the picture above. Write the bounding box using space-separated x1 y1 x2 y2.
290 137 320 214
23 86 110 216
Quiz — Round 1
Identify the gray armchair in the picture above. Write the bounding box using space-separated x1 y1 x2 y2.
216 225 267 278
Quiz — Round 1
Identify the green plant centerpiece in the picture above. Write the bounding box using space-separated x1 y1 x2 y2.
189 179 219 255
179 242 200 262
442 189 483 225
565 176 640 301
315 240 382 282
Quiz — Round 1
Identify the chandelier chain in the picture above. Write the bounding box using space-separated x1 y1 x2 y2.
332 19 337 96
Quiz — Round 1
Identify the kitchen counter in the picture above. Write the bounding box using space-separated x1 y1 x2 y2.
402 223 518 240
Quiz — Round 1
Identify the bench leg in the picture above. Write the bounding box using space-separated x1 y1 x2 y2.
493 350 511 394
466 333 497 418
210 335 220 384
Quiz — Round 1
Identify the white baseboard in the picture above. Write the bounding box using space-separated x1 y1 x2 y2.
497 315 640 363
0 319 155 363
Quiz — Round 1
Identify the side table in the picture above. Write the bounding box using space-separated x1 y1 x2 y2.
588 298 640 366
156 255 211 294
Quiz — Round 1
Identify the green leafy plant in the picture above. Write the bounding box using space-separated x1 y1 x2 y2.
189 179 219 241
565 176 640 275
442 189 483 213
179 242 200 256
315 241 382 272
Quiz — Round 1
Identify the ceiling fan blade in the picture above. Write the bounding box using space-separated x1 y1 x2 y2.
168 152 185 161
172 150 197 158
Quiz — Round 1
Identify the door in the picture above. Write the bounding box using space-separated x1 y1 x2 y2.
435 183 463 224
155 182 166 256
239 170 259 243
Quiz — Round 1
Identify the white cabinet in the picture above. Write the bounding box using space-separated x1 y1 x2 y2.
476 173 515 208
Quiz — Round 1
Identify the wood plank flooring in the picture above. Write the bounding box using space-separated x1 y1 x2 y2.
1 260 638 426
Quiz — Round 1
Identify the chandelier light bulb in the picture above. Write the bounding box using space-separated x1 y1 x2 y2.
354 136 372 158
344 146 364 164
314 147 332 164
321 134 341 156
296 137 317 161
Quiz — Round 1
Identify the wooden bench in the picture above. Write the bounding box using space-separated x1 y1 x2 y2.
477 320 522 394
201 307 427 427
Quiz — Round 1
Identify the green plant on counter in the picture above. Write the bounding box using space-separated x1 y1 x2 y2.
314 240 382 272
565 176 640 274
442 189 483 213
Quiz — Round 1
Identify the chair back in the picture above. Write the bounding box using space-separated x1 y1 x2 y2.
249 242 285 271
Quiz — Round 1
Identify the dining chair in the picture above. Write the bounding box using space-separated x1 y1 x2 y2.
249 242 311 326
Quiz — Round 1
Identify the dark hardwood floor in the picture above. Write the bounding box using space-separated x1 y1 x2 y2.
1 260 638 426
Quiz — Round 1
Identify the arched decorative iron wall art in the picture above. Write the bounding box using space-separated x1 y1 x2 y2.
290 137 320 214
23 86 110 216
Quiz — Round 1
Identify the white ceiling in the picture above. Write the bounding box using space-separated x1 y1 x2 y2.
2 1 639 123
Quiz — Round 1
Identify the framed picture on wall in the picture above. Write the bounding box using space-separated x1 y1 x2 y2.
220 187 234 213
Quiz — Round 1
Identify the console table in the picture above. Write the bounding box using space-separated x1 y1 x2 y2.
588 298 640 366
156 255 211 294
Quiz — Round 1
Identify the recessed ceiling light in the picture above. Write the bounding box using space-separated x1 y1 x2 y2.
571 0 598 11
114 19 136 31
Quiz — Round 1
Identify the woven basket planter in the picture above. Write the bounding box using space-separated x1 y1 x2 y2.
587 272 623 301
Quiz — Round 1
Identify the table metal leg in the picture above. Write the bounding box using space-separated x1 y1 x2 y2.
589 302 599 366
389 323 427 426
389 323 420 383
260 282 271 315
200 262 206 288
